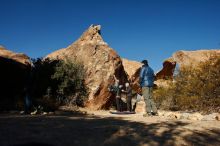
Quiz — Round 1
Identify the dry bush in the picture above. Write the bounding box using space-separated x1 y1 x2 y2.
154 56 220 113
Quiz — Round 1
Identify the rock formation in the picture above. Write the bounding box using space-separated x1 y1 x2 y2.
47 25 128 110
122 58 142 80
0 46 30 65
155 49 220 81
0 46 31 110
122 57 176 93
156 58 176 80
172 49 220 68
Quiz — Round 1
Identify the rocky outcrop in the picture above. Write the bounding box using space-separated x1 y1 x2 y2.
47 25 128 110
156 58 176 80
122 58 142 80
121 58 142 94
155 49 220 84
156 50 220 80
0 46 31 110
0 46 30 65
122 58 176 93
172 49 220 68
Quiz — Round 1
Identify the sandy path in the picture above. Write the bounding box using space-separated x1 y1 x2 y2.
0 109 219 146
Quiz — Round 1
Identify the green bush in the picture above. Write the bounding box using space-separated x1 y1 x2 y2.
154 56 220 113
31 58 88 111
52 58 88 106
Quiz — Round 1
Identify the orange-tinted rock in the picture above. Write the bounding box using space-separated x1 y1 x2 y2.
156 58 176 80
47 25 128 110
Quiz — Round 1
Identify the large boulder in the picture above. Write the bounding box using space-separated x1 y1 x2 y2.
47 25 128 110
156 58 176 80
172 49 220 68
122 58 142 80
0 46 31 110
122 58 142 94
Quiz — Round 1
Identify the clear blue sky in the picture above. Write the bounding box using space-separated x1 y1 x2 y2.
0 0 220 71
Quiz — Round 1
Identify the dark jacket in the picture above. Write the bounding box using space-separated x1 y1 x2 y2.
109 85 121 97
123 86 133 97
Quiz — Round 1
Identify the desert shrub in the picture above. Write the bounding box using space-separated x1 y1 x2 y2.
154 84 177 110
31 58 87 111
154 56 220 113
52 58 88 106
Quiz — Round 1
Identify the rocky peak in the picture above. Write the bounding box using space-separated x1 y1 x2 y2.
47 24 127 110
74 24 107 46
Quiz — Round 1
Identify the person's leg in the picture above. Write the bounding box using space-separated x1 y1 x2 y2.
24 94 31 114
142 87 151 114
116 97 120 111
126 96 132 112
148 87 158 114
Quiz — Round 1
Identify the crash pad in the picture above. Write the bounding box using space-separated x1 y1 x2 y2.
110 111 136 114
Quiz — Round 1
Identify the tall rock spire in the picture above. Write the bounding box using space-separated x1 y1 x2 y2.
47 25 128 109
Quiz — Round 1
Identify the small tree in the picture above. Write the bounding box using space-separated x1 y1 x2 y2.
52 58 88 106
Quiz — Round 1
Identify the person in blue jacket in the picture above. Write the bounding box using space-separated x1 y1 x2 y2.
139 60 158 116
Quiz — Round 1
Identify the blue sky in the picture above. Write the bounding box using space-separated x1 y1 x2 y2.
0 0 220 71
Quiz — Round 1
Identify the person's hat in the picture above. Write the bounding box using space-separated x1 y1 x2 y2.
141 60 148 65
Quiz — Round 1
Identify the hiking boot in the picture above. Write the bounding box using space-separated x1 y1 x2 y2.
143 113 152 117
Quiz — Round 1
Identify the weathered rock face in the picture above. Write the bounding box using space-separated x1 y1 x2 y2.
0 46 31 110
172 49 220 68
121 58 142 93
156 58 176 80
47 25 128 110
122 58 142 80
156 50 220 80
0 46 30 65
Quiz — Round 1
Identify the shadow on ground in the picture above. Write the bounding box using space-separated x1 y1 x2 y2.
0 111 219 146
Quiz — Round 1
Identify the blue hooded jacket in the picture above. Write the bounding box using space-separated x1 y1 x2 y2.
139 65 155 87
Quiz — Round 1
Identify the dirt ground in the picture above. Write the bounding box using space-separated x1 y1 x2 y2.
0 109 220 146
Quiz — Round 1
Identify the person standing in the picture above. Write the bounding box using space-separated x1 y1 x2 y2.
108 77 123 112
139 60 158 116
122 82 133 112
20 61 33 115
